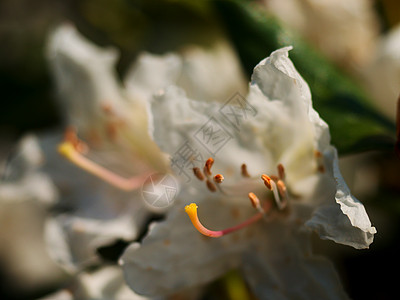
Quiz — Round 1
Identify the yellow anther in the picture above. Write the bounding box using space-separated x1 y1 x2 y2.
57 142 75 160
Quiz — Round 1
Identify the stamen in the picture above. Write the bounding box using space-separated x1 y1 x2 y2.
277 164 285 180
261 174 286 210
261 174 272 190
58 141 149 191
269 180 284 210
248 192 273 216
276 180 288 200
270 175 279 182
101 103 113 115
185 203 263 238
317 165 325 173
314 150 323 158
206 179 217 192
106 122 118 141
193 167 205 181
314 151 325 173
64 127 88 154
248 192 260 209
241 163 250 177
204 158 214 176
214 174 224 184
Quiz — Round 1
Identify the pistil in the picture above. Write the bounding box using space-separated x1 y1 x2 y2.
185 203 263 238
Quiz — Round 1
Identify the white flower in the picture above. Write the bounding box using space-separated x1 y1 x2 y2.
0 135 58 205
125 41 247 104
45 24 164 271
121 47 376 299
361 24 400 120
37 265 149 300
0 136 63 292
43 23 247 272
263 0 379 69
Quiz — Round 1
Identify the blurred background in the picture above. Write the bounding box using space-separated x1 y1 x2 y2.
0 0 399 299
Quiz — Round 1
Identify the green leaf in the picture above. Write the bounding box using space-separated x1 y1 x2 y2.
213 0 396 154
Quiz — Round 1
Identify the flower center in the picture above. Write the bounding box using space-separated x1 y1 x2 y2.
58 127 151 191
185 158 290 238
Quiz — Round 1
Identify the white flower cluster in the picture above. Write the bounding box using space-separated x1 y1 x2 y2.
1 24 376 300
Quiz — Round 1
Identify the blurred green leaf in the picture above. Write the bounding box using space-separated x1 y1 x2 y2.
213 0 396 154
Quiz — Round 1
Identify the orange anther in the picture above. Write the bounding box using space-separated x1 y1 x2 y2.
241 163 250 177
206 179 217 192
193 167 205 181
314 150 323 158
276 180 287 198
204 158 214 176
64 127 88 153
214 174 224 183
277 164 285 180
261 174 272 190
248 192 260 209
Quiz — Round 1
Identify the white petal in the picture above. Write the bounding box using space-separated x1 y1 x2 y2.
124 52 182 103
149 86 271 180
252 47 311 106
362 24 400 120
306 147 376 249
243 251 349 300
175 41 247 102
44 218 76 273
37 289 73 300
0 135 58 205
125 41 247 104
76 265 148 300
38 132 149 268
265 0 379 67
0 201 64 289
242 223 349 300
121 196 254 296
149 47 325 193
46 24 123 136
252 46 330 151
0 172 58 205
250 47 325 190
